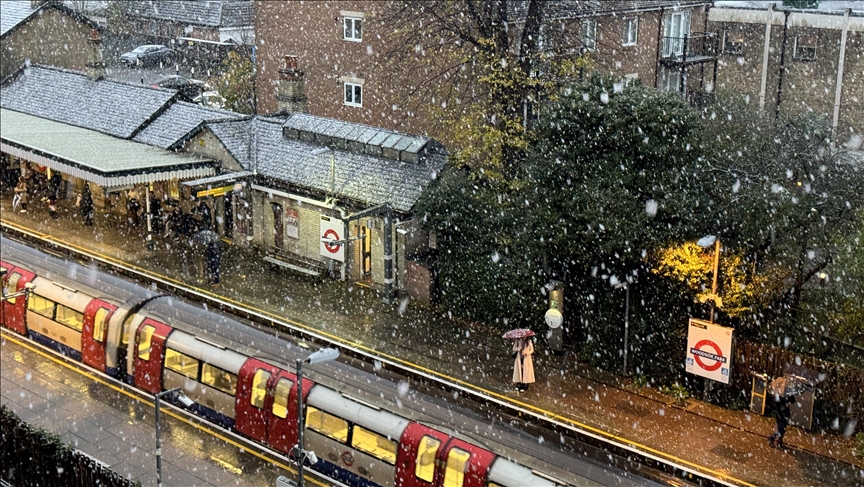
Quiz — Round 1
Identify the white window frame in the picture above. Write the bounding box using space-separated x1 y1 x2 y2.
793 35 817 61
343 17 362 42
623 17 638 46
582 20 597 51
344 82 362 107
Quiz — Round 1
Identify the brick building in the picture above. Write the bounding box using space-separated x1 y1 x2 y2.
707 1 863 140
1 0 101 79
253 1 712 140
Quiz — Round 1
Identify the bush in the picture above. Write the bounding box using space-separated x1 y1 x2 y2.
660 383 691 403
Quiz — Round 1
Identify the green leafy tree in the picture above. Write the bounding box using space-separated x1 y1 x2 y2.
209 51 254 114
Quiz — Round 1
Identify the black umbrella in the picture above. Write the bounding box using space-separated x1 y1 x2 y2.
770 375 812 397
191 229 220 245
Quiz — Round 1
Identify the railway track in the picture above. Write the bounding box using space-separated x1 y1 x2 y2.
1 224 747 487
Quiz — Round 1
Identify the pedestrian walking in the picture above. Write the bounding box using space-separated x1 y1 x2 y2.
126 189 141 226
13 177 28 213
204 240 221 287
77 183 94 226
149 192 163 233
194 199 212 230
511 337 535 393
769 393 795 449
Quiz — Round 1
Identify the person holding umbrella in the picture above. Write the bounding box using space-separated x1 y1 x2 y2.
768 375 810 449
503 328 535 393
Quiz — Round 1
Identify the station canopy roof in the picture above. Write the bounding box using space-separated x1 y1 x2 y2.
0 109 216 188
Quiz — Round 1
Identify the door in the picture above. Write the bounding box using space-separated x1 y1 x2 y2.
235 358 280 442
81 299 117 372
271 202 284 249
395 423 450 487
434 439 496 487
663 12 689 57
1 263 35 335
266 369 307 454
361 225 372 278
132 318 172 394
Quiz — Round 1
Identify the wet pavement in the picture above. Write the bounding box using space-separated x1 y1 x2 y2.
2 195 863 487
0 333 297 487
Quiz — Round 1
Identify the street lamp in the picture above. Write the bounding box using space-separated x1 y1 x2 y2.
696 235 721 323
155 387 193 487
310 147 335 201
295 348 340 487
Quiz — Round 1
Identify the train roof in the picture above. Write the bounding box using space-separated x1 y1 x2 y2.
307 386 410 441
0 235 154 305
165 329 248 373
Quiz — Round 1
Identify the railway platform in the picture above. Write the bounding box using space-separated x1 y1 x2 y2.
2 196 863 487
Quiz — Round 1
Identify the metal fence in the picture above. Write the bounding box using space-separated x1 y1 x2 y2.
0 406 140 487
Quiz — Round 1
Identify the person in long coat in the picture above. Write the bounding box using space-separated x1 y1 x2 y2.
78 183 94 226
512 337 536 392
770 394 795 449
13 177 28 213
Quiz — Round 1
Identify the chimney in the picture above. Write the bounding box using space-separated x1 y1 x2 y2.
85 28 106 81
277 55 307 113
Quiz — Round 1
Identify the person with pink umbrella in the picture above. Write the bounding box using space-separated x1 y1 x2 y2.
504 329 535 393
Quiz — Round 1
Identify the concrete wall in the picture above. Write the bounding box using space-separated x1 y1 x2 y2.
1 7 94 79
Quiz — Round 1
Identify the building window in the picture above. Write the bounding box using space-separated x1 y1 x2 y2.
344 82 362 107
623 18 638 46
793 35 817 61
582 20 597 51
344 17 362 41
723 31 744 55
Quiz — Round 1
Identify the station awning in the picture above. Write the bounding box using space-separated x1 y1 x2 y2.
181 171 252 187
0 109 216 187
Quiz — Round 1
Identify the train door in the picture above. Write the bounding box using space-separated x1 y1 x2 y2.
235 358 280 443
433 438 496 487
266 369 307 454
0 263 34 335
81 299 117 372
132 318 172 394
395 423 451 487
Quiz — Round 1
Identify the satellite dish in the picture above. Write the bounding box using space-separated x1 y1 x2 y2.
545 308 563 329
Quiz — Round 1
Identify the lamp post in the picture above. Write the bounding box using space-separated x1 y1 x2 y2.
155 387 193 487
696 235 721 323
295 348 340 487
615 281 631 376
310 147 335 201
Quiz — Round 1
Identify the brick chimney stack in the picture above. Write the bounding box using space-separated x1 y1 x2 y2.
277 55 307 113
85 28 106 81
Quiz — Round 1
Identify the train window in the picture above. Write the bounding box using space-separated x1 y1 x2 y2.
93 308 111 343
306 406 348 442
443 448 471 487
165 348 199 379
488 483 505 487
201 363 238 396
4 272 20 304
251 369 271 409
137 325 156 360
415 435 441 482
272 377 293 418
28 294 56 319
55 305 84 332
351 425 397 464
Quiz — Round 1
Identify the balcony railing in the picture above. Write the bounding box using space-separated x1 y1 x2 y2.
661 32 718 63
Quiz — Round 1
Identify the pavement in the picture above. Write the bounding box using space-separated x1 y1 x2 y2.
2 194 863 487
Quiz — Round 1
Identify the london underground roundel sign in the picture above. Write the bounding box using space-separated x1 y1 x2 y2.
320 216 345 262
685 318 733 384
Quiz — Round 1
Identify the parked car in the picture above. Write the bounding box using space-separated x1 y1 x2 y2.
150 75 206 101
193 91 227 109
119 45 174 67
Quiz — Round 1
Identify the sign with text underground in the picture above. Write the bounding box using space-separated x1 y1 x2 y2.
685 318 733 384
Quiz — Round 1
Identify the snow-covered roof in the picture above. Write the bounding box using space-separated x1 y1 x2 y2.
123 0 253 28
207 116 446 213
0 65 176 139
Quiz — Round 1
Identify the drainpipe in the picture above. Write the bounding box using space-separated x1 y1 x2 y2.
759 3 775 110
832 8 851 132
655 7 665 88
774 9 790 120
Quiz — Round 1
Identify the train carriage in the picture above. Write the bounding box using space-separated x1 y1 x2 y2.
1 237 600 487
0 261 35 335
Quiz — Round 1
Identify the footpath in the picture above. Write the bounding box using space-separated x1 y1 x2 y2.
1 197 862 487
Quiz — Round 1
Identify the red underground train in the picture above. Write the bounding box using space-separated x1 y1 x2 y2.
1 237 581 487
